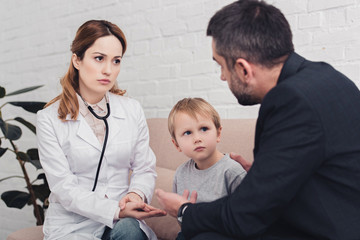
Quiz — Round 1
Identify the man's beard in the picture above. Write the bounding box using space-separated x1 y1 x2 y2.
230 72 260 106
235 91 257 106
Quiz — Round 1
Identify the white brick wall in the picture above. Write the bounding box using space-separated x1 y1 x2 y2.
0 0 359 238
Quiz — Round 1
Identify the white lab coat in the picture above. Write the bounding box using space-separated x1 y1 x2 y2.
37 93 157 240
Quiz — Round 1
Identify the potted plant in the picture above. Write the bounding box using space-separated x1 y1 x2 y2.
0 85 49 225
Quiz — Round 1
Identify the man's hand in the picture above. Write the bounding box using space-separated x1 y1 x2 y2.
181 189 197 203
119 201 167 220
155 189 197 218
230 152 253 172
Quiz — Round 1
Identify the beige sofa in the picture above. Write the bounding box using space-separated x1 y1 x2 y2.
7 118 256 240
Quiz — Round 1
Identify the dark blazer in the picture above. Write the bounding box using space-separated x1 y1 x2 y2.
182 53 360 240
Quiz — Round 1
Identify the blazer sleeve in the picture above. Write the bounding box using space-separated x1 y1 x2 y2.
128 101 157 203
37 108 119 228
181 83 325 239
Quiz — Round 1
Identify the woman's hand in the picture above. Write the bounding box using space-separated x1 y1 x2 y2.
118 201 167 220
119 192 144 210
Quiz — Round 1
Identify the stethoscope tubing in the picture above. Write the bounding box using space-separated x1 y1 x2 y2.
88 103 110 191
82 97 111 192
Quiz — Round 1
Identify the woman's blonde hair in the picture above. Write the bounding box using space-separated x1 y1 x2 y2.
168 98 221 143
45 20 127 121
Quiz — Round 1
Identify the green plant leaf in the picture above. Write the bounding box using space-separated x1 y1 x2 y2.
30 160 42 169
0 147 8 157
17 151 41 169
5 85 43 97
37 173 47 181
17 151 31 162
27 148 39 160
0 119 22 140
14 117 36 134
1 191 30 209
8 102 46 114
0 86 5 98
32 184 50 203
26 149 42 169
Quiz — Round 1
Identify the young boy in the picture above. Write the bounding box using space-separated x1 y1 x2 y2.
168 97 247 208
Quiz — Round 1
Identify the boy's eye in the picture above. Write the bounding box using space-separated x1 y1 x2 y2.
200 127 208 132
95 56 103 61
184 131 191 136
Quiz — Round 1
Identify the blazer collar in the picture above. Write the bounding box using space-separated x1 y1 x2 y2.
277 52 306 85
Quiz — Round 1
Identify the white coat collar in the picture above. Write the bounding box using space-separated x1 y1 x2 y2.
64 92 126 121
65 92 127 151
107 92 126 119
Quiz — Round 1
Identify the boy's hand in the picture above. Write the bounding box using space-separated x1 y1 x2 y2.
155 189 197 218
230 152 253 172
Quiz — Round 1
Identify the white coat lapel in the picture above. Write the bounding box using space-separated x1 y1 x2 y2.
75 114 102 151
107 94 126 142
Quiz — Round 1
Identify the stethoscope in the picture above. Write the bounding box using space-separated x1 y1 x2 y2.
80 94 110 191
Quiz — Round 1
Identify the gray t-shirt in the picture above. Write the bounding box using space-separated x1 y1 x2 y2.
173 154 247 203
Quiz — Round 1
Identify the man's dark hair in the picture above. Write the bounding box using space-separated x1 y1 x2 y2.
207 0 294 69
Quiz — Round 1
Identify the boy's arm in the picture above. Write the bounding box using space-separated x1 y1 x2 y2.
172 175 178 193
226 163 247 194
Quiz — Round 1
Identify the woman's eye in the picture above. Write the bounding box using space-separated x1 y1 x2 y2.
95 56 103 61
184 131 191 136
114 59 121 64
200 127 208 132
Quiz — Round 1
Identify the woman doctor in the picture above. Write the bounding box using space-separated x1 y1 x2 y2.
37 20 165 240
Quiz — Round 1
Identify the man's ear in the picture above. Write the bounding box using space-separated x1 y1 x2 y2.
234 58 253 83
217 126 222 143
72 53 80 70
172 138 182 152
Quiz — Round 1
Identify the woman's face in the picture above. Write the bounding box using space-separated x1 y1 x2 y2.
72 35 123 104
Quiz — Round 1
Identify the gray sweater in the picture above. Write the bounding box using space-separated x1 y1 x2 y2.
173 154 247 202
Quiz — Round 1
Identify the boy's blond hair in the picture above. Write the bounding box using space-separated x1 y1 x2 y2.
168 98 221 143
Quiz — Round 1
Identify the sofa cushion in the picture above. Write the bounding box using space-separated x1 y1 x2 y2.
145 166 180 240
216 119 256 162
6 226 43 240
147 118 188 171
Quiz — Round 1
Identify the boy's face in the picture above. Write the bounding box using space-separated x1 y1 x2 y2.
172 112 221 163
